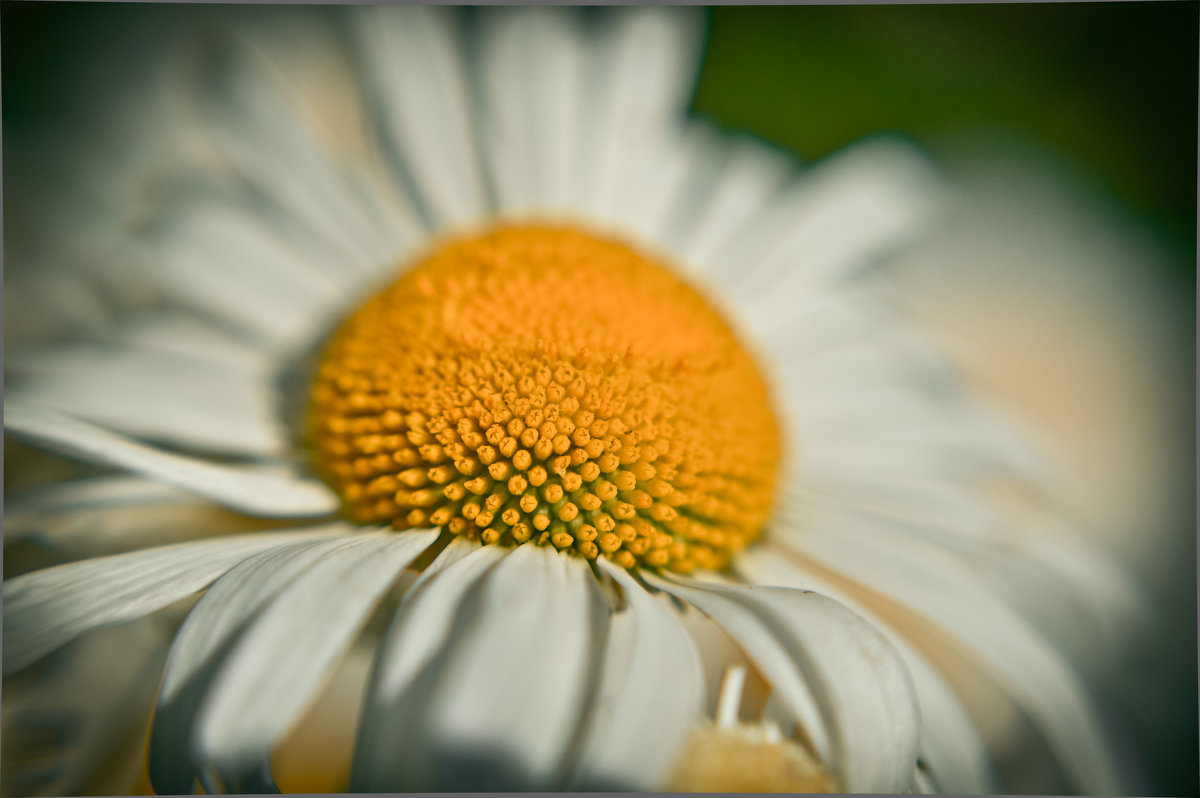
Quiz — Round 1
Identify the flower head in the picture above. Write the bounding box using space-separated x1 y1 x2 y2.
3 6 1148 795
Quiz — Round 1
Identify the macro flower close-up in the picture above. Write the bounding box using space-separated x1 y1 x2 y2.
2 4 1195 796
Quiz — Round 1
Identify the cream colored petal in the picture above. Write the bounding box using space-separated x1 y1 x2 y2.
351 540 507 790
642 573 833 769
184 23 403 277
574 8 704 224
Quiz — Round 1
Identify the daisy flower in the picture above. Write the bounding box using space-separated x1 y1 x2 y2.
3 6 1149 794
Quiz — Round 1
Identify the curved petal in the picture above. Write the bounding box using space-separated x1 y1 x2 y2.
564 560 705 790
351 539 508 790
3 526 350 675
360 544 609 790
770 528 1126 794
649 574 920 793
673 134 794 275
641 573 833 770
737 547 1001 794
4 403 339 518
189 529 439 791
149 533 382 794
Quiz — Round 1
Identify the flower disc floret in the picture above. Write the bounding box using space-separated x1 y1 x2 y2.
309 226 781 573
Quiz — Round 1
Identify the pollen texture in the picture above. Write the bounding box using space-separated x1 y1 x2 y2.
309 226 780 573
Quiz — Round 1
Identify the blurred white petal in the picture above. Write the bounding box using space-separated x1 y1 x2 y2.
4 403 338 517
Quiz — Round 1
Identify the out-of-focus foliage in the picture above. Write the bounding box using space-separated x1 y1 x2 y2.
692 4 1197 283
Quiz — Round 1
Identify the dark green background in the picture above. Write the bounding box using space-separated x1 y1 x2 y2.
3 3 1197 796
693 3 1198 268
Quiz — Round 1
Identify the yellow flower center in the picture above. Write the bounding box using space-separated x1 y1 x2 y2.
308 225 780 573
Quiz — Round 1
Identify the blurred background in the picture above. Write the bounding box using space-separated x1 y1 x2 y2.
4 3 1196 796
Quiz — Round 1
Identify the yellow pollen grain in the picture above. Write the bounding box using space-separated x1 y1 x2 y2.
308 225 780 572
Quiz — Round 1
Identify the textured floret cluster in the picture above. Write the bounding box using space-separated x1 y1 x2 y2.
309 226 781 573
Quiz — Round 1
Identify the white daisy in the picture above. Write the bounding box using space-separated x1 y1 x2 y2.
3 6 1147 795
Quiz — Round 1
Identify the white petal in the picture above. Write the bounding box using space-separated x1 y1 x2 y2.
650 574 919 793
191 529 439 789
148 533 380 794
7 342 286 457
4 476 256 556
574 8 704 222
144 200 348 352
110 311 270 371
564 561 705 790
772 528 1125 794
674 134 795 274
715 137 942 320
607 123 722 248
781 498 1137 676
480 8 587 216
4 403 339 517
363 544 609 790
366 539 503 702
351 539 507 790
736 547 1001 794
352 5 489 229
3 526 350 675
187 26 405 275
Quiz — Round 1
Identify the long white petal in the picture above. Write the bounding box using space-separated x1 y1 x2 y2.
4 403 338 517
191 529 438 790
365 539 503 703
352 539 507 790
564 561 705 789
480 8 587 216
3 526 350 675
575 7 703 223
186 25 404 276
7 342 286 457
142 199 349 351
351 5 489 229
149 533 380 794
364 544 609 790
